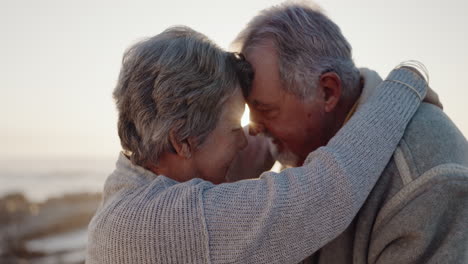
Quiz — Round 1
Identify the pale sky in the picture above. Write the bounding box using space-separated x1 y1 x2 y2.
1 0 467 159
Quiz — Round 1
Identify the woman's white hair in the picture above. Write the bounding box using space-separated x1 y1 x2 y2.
114 26 251 167
233 1 360 100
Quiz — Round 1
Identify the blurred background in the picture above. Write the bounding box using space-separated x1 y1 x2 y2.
1 0 467 263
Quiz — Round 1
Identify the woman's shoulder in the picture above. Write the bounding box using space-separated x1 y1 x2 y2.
96 173 211 225
88 175 210 240
87 175 212 263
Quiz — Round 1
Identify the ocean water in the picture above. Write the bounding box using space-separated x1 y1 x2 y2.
0 155 117 202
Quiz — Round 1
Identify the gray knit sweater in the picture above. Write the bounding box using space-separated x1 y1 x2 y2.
303 73 468 264
86 68 427 264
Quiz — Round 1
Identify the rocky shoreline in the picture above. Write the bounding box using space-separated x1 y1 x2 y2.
0 192 101 264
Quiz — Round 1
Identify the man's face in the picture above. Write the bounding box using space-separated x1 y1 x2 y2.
245 43 330 166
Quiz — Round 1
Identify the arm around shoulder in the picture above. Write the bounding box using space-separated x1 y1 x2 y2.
201 67 428 263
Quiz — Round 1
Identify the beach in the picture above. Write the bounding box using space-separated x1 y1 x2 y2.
0 157 114 264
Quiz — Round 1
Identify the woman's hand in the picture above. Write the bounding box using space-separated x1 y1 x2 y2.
360 61 443 109
398 64 443 109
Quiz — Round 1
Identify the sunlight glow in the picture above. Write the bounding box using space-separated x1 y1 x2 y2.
241 105 250 127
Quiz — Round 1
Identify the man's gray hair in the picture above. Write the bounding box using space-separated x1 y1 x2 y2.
114 26 248 167
233 1 360 100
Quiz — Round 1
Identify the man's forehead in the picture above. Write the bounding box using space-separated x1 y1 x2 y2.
244 42 283 106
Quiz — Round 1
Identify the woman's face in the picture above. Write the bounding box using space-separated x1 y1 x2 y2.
191 88 248 184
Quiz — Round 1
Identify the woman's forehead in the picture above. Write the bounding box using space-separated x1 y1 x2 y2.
221 89 245 121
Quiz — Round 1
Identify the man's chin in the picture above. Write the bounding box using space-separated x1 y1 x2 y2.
276 151 300 168
267 139 300 168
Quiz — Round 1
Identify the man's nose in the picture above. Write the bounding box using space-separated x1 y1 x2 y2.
249 110 266 136
249 122 265 136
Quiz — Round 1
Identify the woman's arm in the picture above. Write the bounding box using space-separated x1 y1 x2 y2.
202 67 428 263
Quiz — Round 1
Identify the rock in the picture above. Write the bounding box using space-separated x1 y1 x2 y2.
0 192 101 264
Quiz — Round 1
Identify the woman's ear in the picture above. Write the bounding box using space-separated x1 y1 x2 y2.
169 130 192 159
319 72 342 113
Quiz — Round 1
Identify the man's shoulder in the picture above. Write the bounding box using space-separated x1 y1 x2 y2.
399 103 468 177
309 105 468 264
371 103 468 227
365 104 468 227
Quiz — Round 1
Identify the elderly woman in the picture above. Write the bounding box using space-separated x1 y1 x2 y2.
87 26 429 263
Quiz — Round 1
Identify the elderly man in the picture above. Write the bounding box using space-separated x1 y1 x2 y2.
234 2 468 263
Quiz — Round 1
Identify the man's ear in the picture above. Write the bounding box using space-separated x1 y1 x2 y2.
319 72 342 112
169 130 192 159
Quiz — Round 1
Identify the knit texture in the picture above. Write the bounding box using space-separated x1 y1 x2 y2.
302 71 468 264
86 68 427 264
304 106 468 264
